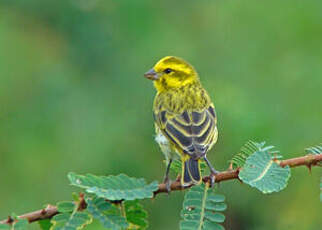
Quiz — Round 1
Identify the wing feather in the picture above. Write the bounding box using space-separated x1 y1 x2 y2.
154 104 217 158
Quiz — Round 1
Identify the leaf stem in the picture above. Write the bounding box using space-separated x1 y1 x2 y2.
198 183 209 230
119 202 126 220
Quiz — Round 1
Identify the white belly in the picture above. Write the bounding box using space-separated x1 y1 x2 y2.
155 132 179 163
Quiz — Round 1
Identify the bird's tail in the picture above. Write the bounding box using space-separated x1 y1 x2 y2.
181 156 202 186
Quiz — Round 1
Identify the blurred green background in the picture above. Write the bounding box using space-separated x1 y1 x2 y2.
0 0 321 229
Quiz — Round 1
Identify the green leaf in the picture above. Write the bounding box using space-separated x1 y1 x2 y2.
50 212 92 230
305 143 322 155
38 219 52 230
68 173 159 201
305 144 322 166
86 197 128 230
180 184 226 230
72 193 80 202
57 201 76 213
203 221 224 230
170 159 182 175
125 200 148 230
239 149 290 194
229 140 278 169
0 219 29 230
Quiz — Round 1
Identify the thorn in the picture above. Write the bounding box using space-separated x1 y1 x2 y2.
233 168 242 183
237 177 243 183
164 180 171 195
46 204 55 209
41 208 46 215
79 192 84 199
306 164 312 174
7 216 14 224
77 192 87 211
272 158 280 164
228 163 233 171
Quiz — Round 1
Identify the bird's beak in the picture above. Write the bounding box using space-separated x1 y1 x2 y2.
144 68 159 80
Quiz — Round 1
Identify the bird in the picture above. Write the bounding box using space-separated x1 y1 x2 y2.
144 56 219 191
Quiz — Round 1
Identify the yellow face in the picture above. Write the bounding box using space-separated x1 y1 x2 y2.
144 56 199 92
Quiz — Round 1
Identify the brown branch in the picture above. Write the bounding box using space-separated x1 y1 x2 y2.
1 153 321 225
278 154 322 168
156 153 322 194
155 169 240 194
0 205 58 225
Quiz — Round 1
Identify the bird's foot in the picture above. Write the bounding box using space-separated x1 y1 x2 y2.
163 176 172 194
208 170 220 188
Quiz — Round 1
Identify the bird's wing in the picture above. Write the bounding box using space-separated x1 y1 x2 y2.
154 104 217 159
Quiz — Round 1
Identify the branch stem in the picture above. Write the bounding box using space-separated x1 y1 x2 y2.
1 153 321 225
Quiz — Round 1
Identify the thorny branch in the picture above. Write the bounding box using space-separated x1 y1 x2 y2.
1 153 321 225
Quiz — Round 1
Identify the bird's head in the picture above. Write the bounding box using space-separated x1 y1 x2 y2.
144 56 199 92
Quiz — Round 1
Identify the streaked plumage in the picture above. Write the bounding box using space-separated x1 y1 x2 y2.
145 56 218 188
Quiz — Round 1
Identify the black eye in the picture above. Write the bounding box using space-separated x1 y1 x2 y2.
164 68 173 74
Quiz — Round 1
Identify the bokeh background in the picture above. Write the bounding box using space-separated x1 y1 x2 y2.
0 0 321 229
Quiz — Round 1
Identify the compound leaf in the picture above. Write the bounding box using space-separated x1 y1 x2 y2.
305 144 322 155
125 200 148 230
305 144 322 166
229 140 278 169
38 219 52 230
57 201 76 213
68 173 158 201
180 184 226 230
170 159 182 175
86 197 128 230
239 149 290 194
50 212 92 230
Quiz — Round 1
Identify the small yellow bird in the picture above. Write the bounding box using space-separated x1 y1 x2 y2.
144 56 219 191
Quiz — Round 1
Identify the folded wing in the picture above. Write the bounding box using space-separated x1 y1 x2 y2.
154 105 218 159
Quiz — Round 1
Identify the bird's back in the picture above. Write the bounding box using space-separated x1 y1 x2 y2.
153 83 218 159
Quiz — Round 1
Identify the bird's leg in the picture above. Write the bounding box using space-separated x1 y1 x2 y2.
204 156 219 187
163 158 173 193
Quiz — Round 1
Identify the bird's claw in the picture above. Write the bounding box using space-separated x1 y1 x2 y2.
208 171 219 188
209 173 215 187
163 177 171 194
